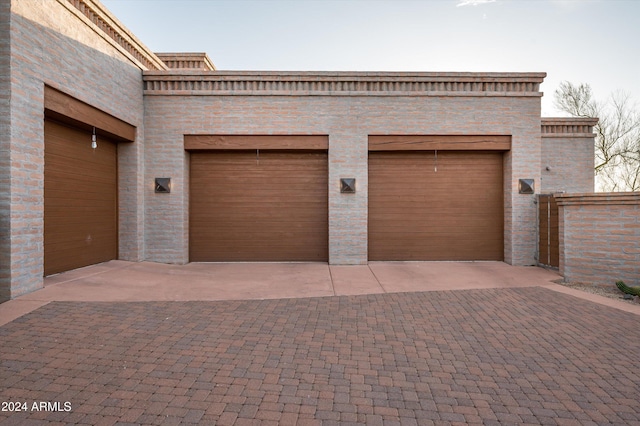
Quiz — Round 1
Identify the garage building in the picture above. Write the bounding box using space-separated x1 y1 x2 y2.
0 0 597 301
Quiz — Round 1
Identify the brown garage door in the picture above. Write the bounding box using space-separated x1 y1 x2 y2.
44 119 118 276
368 150 504 261
190 150 328 261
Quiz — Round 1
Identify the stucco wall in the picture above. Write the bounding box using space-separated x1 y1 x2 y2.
558 193 640 286
2 0 146 299
143 83 543 265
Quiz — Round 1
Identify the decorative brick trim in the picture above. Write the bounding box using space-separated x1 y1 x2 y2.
60 0 167 70
556 192 640 206
541 118 598 138
156 53 216 71
143 71 546 96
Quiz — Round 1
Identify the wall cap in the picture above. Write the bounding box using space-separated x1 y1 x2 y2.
143 71 546 96
541 117 598 138
61 0 168 70
556 192 640 206
156 53 216 71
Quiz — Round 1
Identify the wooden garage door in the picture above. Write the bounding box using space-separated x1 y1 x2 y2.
368 150 504 261
44 119 118 276
190 150 328 261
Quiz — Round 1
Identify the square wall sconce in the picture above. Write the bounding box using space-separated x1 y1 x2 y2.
340 178 356 194
155 178 171 193
518 179 534 194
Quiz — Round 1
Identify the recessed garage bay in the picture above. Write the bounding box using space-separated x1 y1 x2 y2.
187 136 329 262
44 119 118 276
368 136 509 261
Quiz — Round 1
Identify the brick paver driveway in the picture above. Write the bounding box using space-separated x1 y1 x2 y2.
1 287 639 425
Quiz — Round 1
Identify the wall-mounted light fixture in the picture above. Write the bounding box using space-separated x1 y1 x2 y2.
91 127 97 149
518 179 534 194
340 178 356 194
155 178 171 193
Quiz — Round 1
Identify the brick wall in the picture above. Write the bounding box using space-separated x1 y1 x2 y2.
2 0 148 299
143 75 544 266
0 0 11 301
557 193 640 286
3 1 595 301
541 118 597 194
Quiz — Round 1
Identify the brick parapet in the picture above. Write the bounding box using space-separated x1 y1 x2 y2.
541 118 598 138
558 192 640 286
156 53 216 71
540 119 596 193
143 71 546 97
59 0 167 70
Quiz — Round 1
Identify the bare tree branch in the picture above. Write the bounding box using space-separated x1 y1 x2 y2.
554 81 640 192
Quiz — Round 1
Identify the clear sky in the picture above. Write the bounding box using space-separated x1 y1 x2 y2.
101 0 639 117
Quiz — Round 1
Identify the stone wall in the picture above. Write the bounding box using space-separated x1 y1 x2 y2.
557 193 640 286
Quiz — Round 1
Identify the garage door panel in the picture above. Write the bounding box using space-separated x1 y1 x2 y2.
191 217 327 226
46 181 117 199
190 150 328 262
44 119 118 276
369 150 504 261
46 215 118 230
372 223 503 234
191 206 327 216
44 246 114 274
46 191 116 205
45 156 116 172
46 233 117 251
371 236 503 261
192 196 327 205
194 224 327 234
192 232 326 246
46 172 116 187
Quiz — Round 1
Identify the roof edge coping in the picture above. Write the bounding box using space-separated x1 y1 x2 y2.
63 0 168 70
541 117 598 138
556 192 640 206
143 70 547 80
142 71 546 96
156 52 216 71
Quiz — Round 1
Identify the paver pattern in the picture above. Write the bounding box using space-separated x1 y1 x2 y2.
1 287 639 425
